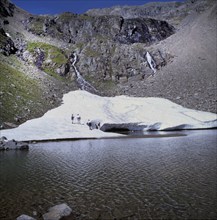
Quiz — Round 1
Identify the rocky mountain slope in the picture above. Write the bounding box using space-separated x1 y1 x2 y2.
0 0 216 128
86 0 210 26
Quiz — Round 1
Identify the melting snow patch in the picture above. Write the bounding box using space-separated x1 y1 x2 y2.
6 32 11 38
1 91 217 141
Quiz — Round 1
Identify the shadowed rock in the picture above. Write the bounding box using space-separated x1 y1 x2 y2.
0 28 17 56
0 137 29 150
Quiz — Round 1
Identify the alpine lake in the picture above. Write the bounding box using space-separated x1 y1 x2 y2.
0 129 216 219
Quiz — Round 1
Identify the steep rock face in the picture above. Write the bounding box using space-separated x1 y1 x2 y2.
73 40 171 95
116 18 174 44
0 27 17 55
18 11 174 96
23 13 174 45
116 0 217 113
0 0 15 18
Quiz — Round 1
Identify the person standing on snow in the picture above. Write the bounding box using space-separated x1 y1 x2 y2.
71 114 74 124
87 119 92 130
76 114 81 124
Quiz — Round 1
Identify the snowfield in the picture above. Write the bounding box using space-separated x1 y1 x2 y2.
1 90 217 141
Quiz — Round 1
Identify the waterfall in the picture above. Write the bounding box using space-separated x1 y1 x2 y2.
71 52 97 93
146 52 156 74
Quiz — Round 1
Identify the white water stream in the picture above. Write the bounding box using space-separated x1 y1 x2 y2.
72 52 97 93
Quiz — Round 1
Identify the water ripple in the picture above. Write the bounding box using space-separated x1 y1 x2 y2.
0 130 216 219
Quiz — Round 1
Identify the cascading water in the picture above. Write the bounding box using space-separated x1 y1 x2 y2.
71 52 98 93
146 51 157 74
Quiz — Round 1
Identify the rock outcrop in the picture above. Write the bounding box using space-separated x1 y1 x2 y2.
23 13 174 45
0 27 17 55
43 203 72 220
0 0 15 18
0 136 29 150
16 203 73 220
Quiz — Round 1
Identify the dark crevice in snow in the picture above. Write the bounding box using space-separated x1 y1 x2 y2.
103 127 130 133
100 122 162 132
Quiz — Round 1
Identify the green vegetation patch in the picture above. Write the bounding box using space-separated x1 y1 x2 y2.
27 41 68 80
43 67 65 81
27 42 67 63
0 62 48 123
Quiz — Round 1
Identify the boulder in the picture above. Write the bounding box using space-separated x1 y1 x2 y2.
0 137 29 150
43 203 72 220
2 122 18 129
87 119 101 130
0 136 7 142
16 214 36 220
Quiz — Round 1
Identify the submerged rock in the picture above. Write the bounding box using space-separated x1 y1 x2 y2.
43 203 72 220
16 214 36 220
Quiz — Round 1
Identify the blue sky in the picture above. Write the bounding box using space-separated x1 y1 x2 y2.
11 0 184 15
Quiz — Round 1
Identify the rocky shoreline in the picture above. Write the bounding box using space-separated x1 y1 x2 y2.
16 203 74 220
0 136 29 150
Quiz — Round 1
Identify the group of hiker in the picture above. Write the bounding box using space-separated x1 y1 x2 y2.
86 120 101 130
71 114 81 124
71 114 101 130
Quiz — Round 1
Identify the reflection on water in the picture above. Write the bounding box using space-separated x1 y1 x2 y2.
0 130 216 220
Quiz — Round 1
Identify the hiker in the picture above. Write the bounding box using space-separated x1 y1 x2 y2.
96 122 101 129
87 119 92 130
71 114 74 124
76 114 81 124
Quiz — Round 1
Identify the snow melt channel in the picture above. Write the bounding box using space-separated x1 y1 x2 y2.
1 90 217 141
